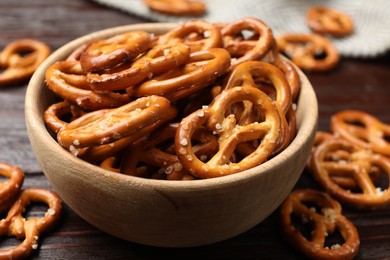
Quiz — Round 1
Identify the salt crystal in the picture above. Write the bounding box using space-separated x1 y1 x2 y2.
165 166 173 174
112 132 121 139
376 187 384 195
69 145 76 152
180 138 188 146
47 208 56 216
174 163 183 171
200 155 207 161
292 103 297 110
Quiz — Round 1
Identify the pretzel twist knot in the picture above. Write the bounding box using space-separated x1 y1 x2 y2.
143 0 206 16
311 138 390 208
0 188 62 259
57 95 177 150
0 163 24 212
87 43 191 91
0 39 51 86
80 31 152 73
175 86 281 178
223 61 292 115
221 17 273 70
307 131 380 190
157 20 222 52
280 189 360 260
119 123 218 180
129 48 231 101
307 6 354 37
331 110 390 157
222 61 293 156
45 60 131 111
43 101 87 134
276 34 340 71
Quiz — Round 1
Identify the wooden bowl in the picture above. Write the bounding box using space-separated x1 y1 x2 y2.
25 23 318 247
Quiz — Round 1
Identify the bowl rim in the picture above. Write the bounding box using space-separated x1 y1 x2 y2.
25 22 318 190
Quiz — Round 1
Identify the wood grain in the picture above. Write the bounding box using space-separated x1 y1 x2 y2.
1 0 389 258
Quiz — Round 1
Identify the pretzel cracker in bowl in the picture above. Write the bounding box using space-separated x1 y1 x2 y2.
41 18 305 179
26 19 318 247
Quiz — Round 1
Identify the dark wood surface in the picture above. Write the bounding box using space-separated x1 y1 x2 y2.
1 0 389 259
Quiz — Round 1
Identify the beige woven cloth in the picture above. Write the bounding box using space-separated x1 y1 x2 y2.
92 0 390 58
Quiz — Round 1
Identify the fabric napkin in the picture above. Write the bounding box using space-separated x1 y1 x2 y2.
92 0 390 58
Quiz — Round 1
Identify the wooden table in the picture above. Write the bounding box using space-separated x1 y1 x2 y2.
1 1 389 258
